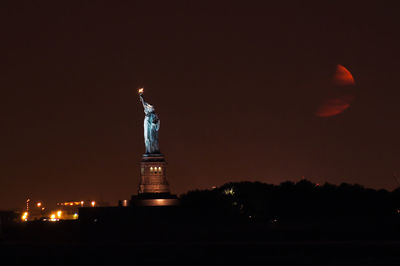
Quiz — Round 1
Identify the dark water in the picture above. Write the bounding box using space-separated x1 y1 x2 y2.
2 213 400 265
1 241 400 265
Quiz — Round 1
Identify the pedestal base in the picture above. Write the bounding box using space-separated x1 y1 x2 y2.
135 153 178 206
138 154 170 194
130 193 179 207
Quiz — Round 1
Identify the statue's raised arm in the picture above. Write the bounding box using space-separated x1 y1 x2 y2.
139 94 148 109
138 89 161 154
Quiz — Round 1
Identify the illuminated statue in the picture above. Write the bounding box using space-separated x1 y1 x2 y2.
138 88 160 154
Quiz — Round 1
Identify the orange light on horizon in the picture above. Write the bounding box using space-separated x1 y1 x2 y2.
91 201 96 207
36 202 42 207
21 212 28 221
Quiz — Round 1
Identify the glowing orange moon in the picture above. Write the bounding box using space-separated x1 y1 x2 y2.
334 64 355 86
316 95 354 117
316 65 356 118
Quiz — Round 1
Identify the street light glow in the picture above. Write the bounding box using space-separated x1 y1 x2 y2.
21 212 28 221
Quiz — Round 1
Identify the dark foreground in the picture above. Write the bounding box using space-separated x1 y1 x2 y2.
2 240 400 266
2 214 400 266
2 204 400 265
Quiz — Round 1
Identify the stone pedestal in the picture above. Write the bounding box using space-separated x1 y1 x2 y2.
138 154 170 194
132 154 179 206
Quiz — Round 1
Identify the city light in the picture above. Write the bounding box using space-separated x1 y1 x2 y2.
36 202 42 207
224 187 235 195
21 212 28 221
56 210 62 218
26 198 30 212
91 201 96 207
49 213 59 222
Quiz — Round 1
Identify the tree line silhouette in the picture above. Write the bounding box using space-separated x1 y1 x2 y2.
180 180 400 221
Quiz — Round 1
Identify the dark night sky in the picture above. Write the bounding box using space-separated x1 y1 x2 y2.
1 1 399 209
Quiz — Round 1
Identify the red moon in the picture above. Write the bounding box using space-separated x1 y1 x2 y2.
316 95 355 117
334 64 355 86
316 65 356 118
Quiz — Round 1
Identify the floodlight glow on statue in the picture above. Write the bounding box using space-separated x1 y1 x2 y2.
138 88 160 154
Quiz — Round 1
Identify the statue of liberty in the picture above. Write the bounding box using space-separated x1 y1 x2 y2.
138 88 160 154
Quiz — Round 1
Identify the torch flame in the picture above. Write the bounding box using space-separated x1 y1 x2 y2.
138 88 144 94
